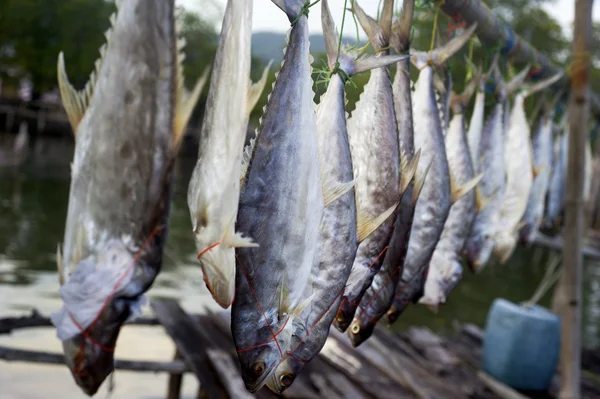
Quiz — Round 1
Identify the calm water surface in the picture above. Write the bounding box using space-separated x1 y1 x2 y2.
1 137 599 398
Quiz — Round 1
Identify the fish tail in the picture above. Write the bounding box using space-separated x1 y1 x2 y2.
390 0 415 53
411 23 477 69
271 0 308 23
353 0 394 51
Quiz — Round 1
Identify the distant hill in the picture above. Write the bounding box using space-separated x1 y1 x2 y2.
251 31 364 64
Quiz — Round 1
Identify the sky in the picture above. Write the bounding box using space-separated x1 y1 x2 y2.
177 0 599 39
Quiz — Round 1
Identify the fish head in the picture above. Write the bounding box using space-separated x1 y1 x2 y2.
266 355 304 394
493 233 518 264
54 238 153 396
61 307 125 396
348 316 376 348
332 299 354 332
193 231 236 308
237 342 282 392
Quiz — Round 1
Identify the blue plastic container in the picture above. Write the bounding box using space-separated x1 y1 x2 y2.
482 298 560 391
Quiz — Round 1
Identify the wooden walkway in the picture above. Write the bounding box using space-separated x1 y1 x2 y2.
2 299 600 398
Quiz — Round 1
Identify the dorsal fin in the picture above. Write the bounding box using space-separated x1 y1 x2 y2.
56 10 117 135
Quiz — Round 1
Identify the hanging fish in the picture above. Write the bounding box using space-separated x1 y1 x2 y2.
494 72 562 264
51 1 205 395
419 71 484 310
332 0 407 333
464 65 530 272
519 90 562 245
265 1 412 391
386 23 478 323
544 114 568 232
231 0 334 392
467 55 498 172
348 0 424 347
187 0 271 309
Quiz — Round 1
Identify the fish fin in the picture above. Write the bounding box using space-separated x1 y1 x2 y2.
533 164 546 178
523 72 563 99
56 244 64 286
475 186 493 213
413 158 433 205
240 136 256 186
352 0 383 50
390 0 415 53
411 23 477 69
321 0 341 69
346 264 368 293
451 172 483 203
278 274 291 321
504 64 531 96
357 202 398 243
246 61 273 117
292 293 315 319
57 52 89 134
400 149 421 194
323 178 356 207
174 59 210 152
354 54 411 75
223 231 259 249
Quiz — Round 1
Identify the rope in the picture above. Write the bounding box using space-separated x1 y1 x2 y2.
234 254 284 356
522 253 563 308
291 0 320 26
501 23 516 55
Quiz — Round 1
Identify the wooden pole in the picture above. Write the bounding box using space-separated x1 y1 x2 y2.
558 1 594 398
439 0 600 119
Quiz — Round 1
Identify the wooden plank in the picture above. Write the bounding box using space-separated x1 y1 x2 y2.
325 329 411 399
151 299 229 399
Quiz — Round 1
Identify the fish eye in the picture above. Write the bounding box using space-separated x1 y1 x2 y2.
336 314 345 323
351 323 360 335
280 373 294 387
251 362 265 378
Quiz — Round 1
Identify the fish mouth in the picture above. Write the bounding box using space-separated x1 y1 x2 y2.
237 346 281 393
62 330 119 396
348 318 376 348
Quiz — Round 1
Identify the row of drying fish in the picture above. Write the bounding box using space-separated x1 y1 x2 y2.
48 0 589 396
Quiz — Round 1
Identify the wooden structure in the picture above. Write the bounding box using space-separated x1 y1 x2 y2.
2 300 600 399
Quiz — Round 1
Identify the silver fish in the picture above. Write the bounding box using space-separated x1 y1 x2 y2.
348 0 423 347
386 24 477 321
231 0 325 392
467 56 498 172
544 113 568 231
494 72 562 264
333 0 406 333
187 0 271 309
419 75 483 310
51 1 204 395
266 1 409 391
519 92 562 245
464 66 529 272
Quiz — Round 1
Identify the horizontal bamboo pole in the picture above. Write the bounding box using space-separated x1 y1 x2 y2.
440 0 600 118
0 346 191 373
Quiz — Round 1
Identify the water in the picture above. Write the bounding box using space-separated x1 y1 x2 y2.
1 137 600 398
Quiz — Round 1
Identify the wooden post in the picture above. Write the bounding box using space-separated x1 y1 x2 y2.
167 349 184 399
557 1 594 398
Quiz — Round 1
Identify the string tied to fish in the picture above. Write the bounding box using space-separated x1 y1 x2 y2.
69 224 164 375
291 0 320 26
234 254 287 357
